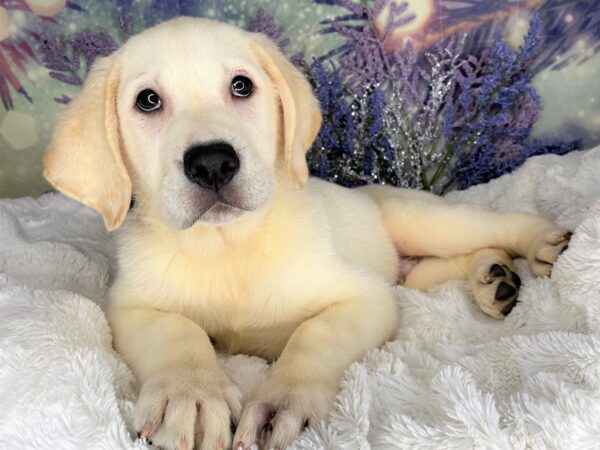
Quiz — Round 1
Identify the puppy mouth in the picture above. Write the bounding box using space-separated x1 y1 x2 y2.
204 199 245 214
192 194 250 225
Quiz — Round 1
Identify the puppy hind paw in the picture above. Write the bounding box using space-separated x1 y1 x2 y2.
471 260 521 319
527 229 572 277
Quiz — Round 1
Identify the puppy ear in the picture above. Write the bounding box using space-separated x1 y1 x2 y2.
43 55 131 231
250 34 322 189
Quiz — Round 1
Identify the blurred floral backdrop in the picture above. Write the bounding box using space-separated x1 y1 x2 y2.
0 0 598 197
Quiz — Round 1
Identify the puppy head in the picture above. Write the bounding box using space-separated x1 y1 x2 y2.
43 18 321 231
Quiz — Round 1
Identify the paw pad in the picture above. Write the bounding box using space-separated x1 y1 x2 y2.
486 264 521 290
496 281 516 301
473 261 522 318
488 266 520 317
489 264 505 278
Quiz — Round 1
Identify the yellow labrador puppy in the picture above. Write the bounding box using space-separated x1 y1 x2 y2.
43 18 570 450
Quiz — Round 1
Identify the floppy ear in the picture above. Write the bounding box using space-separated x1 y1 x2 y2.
249 34 322 189
43 55 131 231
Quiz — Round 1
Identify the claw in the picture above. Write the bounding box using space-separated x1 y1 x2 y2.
502 299 519 316
559 231 573 243
236 444 259 450
138 422 156 440
260 422 273 444
176 437 190 450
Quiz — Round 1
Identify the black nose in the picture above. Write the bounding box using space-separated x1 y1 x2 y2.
183 142 240 190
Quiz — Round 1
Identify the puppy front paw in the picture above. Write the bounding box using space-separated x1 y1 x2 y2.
233 380 337 450
526 226 571 277
135 367 242 450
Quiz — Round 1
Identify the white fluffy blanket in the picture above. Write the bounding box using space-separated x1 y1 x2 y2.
2 148 600 450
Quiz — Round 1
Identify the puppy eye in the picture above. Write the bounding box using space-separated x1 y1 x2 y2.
136 89 162 112
231 75 253 98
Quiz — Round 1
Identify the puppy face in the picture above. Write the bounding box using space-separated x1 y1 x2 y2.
119 20 278 228
43 18 322 231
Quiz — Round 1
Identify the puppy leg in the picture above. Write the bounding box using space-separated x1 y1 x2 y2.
108 308 242 450
405 248 521 318
233 282 398 450
403 254 471 291
362 185 571 275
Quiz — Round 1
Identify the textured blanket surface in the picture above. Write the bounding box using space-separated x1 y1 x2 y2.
1 148 600 450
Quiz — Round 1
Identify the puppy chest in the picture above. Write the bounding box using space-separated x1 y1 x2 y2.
131 251 311 332
114 225 337 350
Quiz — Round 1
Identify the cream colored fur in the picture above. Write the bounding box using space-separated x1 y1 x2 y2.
43 18 570 450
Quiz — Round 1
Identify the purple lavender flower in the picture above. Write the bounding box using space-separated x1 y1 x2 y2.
320 0 416 91
251 8 287 46
309 11 580 192
446 14 581 190
307 59 399 187
250 8 305 66
31 28 119 101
